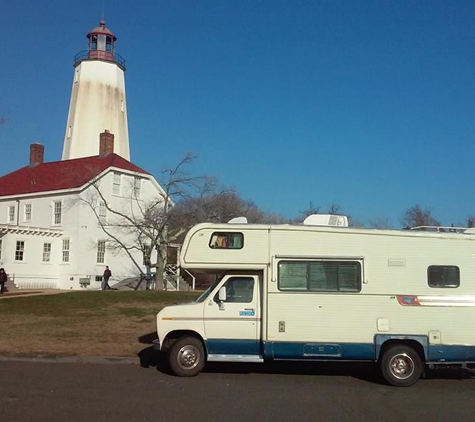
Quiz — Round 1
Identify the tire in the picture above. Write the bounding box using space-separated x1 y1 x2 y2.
168 336 206 377
380 344 423 387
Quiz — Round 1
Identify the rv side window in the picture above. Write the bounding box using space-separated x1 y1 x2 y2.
428 265 460 288
209 232 244 249
278 260 361 292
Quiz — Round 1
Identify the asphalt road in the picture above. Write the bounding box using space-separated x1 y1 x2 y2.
1 355 475 422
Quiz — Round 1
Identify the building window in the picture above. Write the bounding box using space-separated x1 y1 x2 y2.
278 260 362 292
428 265 460 288
133 177 141 199
113 172 121 195
43 243 52 262
24 204 32 222
15 241 25 261
62 239 70 263
53 201 62 224
99 202 107 224
97 240 106 264
8 206 15 223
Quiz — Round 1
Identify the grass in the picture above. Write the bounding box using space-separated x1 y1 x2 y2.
0 291 201 357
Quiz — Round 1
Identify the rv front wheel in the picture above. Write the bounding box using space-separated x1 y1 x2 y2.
380 345 423 387
168 336 205 377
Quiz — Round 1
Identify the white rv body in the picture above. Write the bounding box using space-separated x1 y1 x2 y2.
155 221 475 385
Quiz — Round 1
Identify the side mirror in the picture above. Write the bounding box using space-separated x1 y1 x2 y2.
218 286 227 302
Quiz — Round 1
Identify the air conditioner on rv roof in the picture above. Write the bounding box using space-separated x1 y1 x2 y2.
303 214 349 227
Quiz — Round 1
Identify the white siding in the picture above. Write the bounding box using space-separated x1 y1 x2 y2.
0 169 164 290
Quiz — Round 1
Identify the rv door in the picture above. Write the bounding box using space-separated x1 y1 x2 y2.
203 275 261 358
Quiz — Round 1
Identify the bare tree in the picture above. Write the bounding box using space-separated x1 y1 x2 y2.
170 190 287 231
299 202 321 219
327 203 341 215
78 153 214 291
369 216 393 229
401 205 440 228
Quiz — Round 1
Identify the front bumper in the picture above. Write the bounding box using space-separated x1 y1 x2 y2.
152 338 161 351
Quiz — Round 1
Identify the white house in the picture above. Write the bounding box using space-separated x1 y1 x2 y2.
0 132 165 290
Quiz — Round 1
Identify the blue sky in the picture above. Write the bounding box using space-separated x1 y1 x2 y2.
1 1 475 227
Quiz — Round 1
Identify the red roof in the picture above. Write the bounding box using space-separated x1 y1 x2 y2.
0 154 150 197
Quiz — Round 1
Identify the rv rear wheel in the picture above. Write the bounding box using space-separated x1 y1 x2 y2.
168 336 205 377
380 344 423 387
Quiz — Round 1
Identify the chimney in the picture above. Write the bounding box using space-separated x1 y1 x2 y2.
30 143 44 166
99 130 114 156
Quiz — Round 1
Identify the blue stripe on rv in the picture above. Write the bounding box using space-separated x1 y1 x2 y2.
205 338 475 363
206 339 260 355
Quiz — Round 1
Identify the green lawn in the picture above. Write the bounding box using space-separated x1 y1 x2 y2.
0 290 201 357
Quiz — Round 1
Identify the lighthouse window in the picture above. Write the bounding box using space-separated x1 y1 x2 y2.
91 35 97 50
106 37 113 52
97 34 106 51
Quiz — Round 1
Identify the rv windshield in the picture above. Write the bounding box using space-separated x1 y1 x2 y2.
195 276 224 303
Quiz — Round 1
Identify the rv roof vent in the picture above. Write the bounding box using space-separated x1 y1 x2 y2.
411 226 475 234
228 216 248 224
303 214 349 227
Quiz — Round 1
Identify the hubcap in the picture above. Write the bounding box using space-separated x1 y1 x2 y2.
389 353 415 380
177 345 200 370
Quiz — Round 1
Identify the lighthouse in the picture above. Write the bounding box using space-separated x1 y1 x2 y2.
62 20 130 161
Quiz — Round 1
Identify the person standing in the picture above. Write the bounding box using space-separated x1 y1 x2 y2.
0 268 8 294
102 266 112 290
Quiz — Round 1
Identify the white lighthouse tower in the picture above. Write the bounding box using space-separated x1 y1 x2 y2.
62 20 130 160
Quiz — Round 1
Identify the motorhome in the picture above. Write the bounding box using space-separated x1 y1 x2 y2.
154 215 475 386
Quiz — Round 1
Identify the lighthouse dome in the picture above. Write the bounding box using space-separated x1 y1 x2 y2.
87 20 117 41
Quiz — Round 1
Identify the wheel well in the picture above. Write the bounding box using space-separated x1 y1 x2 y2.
378 339 426 363
162 330 206 354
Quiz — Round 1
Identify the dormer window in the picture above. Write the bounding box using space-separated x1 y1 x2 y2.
113 172 121 195
133 177 141 199
8 205 15 223
24 204 32 222
53 201 62 225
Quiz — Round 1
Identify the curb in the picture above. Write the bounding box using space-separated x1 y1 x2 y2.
0 354 139 365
